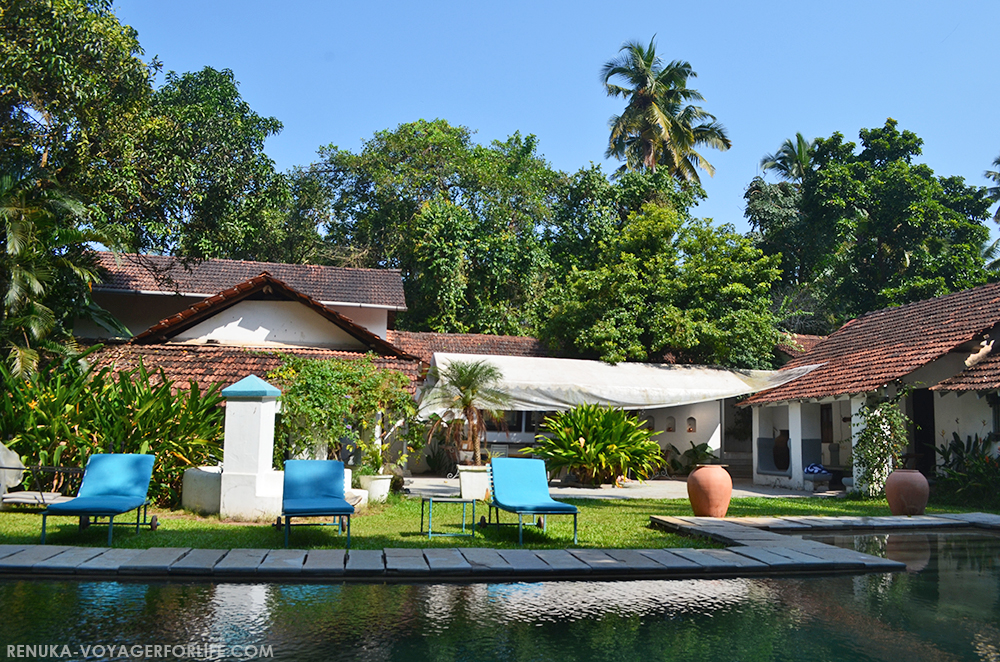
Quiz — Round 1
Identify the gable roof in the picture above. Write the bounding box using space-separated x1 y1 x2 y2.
93 252 406 309
385 330 550 365
743 282 1000 405
131 273 416 359
91 343 422 393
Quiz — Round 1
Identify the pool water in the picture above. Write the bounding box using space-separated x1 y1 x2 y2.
3 532 999 661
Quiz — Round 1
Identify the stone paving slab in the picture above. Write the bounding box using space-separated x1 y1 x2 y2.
0 546 74 572
385 547 424 557
423 548 471 574
169 548 228 576
0 545 28 561
672 548 767 571
533 549 591 573
638 549 702 570
569 549 628 573
302 550 346 576
213 549 268 575
33 547 108 573
385 552 430 575
119 548 191 575
257 549 306 575
728 546 836 570
605 549 671 571
934 513 1000 529
460 548 513 574
345 550 384 575
75 548 144 574
496 549 551 573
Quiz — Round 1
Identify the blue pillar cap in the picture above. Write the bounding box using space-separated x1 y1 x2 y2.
221 374 281 399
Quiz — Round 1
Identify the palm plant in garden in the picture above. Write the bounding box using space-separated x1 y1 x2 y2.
0 172 108 377
423 359 509 466
533 404 662 485
760 133 815 184
602 37 730 183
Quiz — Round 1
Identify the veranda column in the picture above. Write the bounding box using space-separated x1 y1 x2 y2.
788 401 805 490
219 375 284 519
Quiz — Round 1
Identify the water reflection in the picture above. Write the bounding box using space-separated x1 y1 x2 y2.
2 532 999 662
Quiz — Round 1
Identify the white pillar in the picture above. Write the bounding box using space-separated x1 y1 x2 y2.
219 375 284 519
788 401 805 489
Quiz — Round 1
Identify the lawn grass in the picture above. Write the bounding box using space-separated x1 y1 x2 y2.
0 494 987 551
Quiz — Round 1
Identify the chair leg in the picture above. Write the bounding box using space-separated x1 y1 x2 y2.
41 514 47 544
346 516 351 550
135 507 141 534
573 513 578 544
284 516 290 548
108 516 115 546
518 514 523 545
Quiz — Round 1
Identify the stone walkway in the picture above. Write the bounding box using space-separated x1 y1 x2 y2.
404 476 829 500
5 512 997 584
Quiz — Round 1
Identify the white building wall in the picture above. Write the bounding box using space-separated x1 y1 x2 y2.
647 401 722 456
327 305 389 339
933 392 994 451
173 300 368 349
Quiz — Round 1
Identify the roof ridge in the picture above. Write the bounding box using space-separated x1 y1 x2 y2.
93 251 403 275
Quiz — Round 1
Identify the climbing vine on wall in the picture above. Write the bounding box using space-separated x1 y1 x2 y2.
853 391 911 498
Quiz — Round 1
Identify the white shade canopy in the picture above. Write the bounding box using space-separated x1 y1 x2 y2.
418 353 818 415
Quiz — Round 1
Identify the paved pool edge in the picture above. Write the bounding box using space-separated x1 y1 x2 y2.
2 512 996 584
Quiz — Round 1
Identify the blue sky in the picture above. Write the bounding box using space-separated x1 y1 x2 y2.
116 0 1000 234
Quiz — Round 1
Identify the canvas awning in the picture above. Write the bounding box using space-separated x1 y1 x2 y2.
418 353 818 416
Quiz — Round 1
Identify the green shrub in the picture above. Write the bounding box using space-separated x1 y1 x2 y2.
268 355 421 472
532 404 663 485
1 353 224 507
933 432 1000 508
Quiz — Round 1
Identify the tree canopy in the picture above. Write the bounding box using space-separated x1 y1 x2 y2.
747 119 992 327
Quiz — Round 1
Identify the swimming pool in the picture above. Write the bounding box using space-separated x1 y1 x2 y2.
3 531 998 661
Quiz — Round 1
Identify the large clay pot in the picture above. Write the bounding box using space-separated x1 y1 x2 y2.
885 469 929 516
687 464 733 518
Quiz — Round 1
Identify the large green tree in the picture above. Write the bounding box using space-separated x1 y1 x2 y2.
540 203 782 368
602 37 730 183
310 120 563 334
748 119 992 324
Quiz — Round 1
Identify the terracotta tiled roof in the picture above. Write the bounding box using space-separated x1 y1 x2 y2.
776 334 826 356
131 273 416 360
90 343 422 393
743 282 1000 405
386 330 550 365
92 252 406 309
932 351 1000 392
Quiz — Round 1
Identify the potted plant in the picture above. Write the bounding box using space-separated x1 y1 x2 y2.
854 393 928 514
421 359 510 500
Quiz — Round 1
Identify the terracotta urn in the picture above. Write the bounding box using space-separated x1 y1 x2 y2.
687 464 733 518
884 469 929 516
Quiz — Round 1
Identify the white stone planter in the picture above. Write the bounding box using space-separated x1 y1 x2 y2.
458 464 490 501
359 474 392 503
181 466 222 515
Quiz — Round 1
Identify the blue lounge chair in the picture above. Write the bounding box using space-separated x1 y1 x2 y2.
41 453 155 546
281 460 355 548
489 458 578 545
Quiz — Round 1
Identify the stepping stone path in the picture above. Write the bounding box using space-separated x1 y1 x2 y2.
3 512 996 584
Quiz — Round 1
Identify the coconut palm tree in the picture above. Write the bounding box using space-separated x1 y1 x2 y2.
986 154 1000 221
0 172 100 377
423 359 510 466
602 37 731 183
760 133 815 184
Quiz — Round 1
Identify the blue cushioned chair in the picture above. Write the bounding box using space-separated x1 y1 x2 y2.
41 453 155 545
281 460 355 548
489 457 578 545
